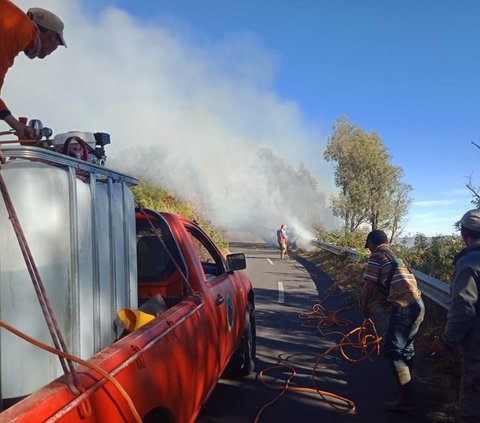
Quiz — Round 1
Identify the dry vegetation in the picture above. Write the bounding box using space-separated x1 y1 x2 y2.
131 180 228 253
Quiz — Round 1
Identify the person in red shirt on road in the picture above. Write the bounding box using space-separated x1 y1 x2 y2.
0 0 66 139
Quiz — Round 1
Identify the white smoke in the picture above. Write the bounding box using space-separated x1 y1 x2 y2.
6 0 338 242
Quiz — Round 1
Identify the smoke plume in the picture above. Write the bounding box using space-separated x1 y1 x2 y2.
7 0 337 245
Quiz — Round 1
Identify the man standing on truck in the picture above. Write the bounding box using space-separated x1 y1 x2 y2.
430 209 480 423
0 0 66 139
361 229 424 412
276 224 288 259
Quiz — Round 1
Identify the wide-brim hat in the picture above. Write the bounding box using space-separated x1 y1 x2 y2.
28 7 66 47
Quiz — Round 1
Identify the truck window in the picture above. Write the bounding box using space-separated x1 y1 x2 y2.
137 236 176 281
185 227 225 279
136 210 188 303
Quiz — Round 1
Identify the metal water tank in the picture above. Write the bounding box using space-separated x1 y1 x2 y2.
0 150 138 399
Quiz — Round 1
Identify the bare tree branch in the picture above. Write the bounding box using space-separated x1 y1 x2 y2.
466 183 480 200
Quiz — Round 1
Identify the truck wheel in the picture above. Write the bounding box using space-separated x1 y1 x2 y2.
224 303 256 378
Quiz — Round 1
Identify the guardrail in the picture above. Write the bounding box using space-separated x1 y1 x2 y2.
313 240 450 310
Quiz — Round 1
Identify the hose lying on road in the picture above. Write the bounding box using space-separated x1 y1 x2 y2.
299 298 352 332
254 299 382 421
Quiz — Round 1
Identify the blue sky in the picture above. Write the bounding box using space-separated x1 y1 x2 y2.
9 0 480 237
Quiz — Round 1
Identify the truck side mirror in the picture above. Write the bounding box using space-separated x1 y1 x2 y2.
226 253 246 272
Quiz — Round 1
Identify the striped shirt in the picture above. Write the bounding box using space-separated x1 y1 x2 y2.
364 245 421 307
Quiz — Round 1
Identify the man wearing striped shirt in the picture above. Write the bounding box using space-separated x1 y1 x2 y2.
361 229 425 412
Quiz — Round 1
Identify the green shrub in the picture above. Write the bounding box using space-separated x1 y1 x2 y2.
319 230 370 259
396 234 463 283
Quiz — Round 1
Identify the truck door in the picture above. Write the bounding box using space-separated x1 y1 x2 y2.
184 225 237 369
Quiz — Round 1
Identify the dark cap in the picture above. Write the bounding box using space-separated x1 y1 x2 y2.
460 209 480 232
364 230 388 248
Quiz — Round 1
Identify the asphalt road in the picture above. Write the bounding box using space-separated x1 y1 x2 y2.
197 239 442 423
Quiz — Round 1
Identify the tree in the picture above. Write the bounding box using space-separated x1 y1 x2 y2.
386 182 413 241
324 116 412 236
256 147 331 229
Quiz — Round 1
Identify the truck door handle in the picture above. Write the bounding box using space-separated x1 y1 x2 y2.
215 294 225 305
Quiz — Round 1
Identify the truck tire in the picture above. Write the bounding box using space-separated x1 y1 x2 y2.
224 303 256 378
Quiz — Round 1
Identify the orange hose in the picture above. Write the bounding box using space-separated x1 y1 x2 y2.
299 300 353 331
254 299 383 422
255 363 355 422
0 319 142 423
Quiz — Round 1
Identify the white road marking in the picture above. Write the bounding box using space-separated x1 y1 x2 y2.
267 258 274 265
277 282 284 304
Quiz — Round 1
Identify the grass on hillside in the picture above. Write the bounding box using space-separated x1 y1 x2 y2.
131 180 229 253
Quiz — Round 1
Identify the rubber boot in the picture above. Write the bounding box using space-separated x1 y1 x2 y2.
384 366 415 412
406 357 414 378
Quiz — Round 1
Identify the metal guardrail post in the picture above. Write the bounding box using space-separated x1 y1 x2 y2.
312 240 450 310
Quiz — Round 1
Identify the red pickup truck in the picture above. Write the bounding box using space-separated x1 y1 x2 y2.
0 130 255 423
